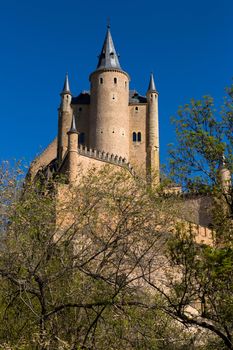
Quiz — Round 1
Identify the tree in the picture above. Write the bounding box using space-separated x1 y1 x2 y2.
0 162 192 350
142 83 233 349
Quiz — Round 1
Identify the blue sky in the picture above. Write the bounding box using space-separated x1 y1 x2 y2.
0 0 232 166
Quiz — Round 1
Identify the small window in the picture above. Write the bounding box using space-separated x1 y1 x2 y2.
100 77 103 84
79 132 85 145
135 106 138 111
114 77 117 84
125 81 127 88
137 132 142 142
132 132 137 142
79 107 82 111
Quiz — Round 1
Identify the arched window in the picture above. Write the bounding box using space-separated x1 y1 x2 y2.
79 132 85 145
135 106 138 111
100 77 103 84
132 132 137 142
114 77 117 84
137 132 141 142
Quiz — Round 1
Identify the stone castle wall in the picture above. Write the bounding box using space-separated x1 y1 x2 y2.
72 104 90 146
179 195 212 228
129 104 147 173
29 137 57 178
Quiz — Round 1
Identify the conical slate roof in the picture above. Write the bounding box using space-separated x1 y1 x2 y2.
147 73 157 92
68 115 78 133
97 26 121 70
61 73 71 95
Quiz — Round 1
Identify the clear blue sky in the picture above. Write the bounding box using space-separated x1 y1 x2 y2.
0 0 232 165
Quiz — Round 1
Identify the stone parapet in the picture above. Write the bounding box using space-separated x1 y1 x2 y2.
77 145 134 174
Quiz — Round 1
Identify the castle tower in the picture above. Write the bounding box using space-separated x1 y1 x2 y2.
57 73 73 164
146 73 160 182
67 115 79 184
89 26 130 159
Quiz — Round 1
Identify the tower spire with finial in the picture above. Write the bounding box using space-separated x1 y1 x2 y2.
96 25 121 70
147 72 157 93
107 17 110 29
61 73 71 95
68 115 78 134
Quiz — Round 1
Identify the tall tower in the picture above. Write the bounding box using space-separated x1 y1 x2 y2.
67 115 79 184
89 26 130 159
146 73 160 182
57 73 73 164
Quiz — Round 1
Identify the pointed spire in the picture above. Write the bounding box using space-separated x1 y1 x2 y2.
68 115 78 134
61 73 71 95
147 73 157 93
97 26 121 70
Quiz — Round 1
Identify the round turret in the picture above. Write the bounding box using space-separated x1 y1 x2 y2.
89 27 130 160
146 73 160 182
57 73 73 163
67 115 79 184
146 73 159 150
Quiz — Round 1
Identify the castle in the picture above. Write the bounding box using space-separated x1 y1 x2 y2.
30 26 159 183
29 26 231 243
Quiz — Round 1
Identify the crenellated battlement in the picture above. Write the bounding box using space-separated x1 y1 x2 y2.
78 145 135 174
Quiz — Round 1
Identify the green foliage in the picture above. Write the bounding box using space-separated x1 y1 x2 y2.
0 163 191 349
167 224 233 348
169 85 233 193
164 83 233 349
